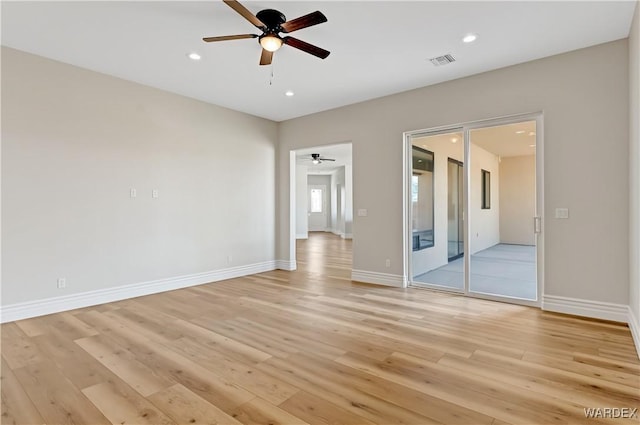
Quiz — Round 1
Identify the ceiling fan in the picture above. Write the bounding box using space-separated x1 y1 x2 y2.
202 0 330 66
309 153 335 164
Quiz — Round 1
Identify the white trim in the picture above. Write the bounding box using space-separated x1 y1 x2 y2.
296 233 308 239
542 295 628 323
330 230 352 239
628 306 640 359
276 260 297 271
351 269 404 287
0 261 277 323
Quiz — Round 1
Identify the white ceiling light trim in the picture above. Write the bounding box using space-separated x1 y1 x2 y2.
462 33 478 43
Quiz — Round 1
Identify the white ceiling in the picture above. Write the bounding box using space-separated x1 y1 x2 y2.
2 1 636 122
472 121 537 157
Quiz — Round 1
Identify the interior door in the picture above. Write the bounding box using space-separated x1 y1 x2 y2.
308 185 328 231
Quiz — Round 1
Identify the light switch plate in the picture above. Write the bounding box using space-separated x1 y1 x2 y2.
555 208 569 219
357 209 368 217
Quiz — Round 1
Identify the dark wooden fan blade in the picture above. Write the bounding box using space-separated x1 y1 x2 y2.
281 11 327 33
259 49 273 66
321 158 336 161
283 37 330 59
223 0 265 29
202 34 257 42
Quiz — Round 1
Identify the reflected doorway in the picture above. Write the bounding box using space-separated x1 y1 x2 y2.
447 158 464 262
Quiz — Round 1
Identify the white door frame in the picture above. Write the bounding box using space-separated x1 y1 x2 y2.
403 112 544 308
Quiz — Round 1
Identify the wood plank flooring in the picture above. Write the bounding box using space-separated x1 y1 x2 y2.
2 232 639 424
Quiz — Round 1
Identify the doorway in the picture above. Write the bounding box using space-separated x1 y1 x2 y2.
289 143 353 271
405 114 543 306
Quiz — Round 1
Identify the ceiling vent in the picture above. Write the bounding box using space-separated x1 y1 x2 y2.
429 54 456 66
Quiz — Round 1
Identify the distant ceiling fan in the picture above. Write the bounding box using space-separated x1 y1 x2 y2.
309 153 335 165
202 0 330 66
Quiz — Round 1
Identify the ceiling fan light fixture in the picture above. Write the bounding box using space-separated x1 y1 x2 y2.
312 159 320 165
260 33 283 52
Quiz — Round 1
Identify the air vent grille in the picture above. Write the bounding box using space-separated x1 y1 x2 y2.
429 54 456 66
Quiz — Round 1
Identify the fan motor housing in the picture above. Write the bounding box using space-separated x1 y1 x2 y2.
256 9 286 29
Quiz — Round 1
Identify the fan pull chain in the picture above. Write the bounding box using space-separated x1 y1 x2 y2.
269 64 275 86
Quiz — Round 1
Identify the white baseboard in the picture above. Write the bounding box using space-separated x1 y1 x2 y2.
329 229 352 239
296 233 308 239
0 261 277 323
628 306 640 359
351 269 404 288
276 260 297 271
542 295 628 323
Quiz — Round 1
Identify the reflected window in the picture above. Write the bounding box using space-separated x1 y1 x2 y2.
412 146 434 251
481 169 491 209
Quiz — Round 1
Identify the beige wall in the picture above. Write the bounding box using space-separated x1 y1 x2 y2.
629 2 640 338
278 40 629 305
499 155 536 245
2 47 278 306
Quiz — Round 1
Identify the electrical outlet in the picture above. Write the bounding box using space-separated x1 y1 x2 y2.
57 278 66 289
152 189 159 199
385 259 391 268
227 255 233 264
130 188 137 198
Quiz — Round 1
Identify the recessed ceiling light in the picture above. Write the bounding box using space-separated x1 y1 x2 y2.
462 33 477 43
451 137 458 143
285 90 295 97
187 52 201 61
529 144 536 147
528 132 536 136
515 130 526 134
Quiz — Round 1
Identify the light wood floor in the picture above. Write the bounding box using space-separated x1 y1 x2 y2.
2 232 639 424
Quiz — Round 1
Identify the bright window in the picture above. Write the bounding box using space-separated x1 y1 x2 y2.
411 175 419 203
310 188 323 213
